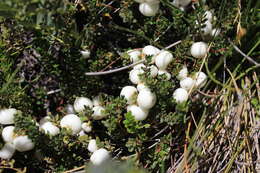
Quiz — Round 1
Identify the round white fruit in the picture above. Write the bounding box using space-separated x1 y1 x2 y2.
177 66 188 80
158 70 171 80
180 77 195 91
142 45 160 56
0 108 17 125
137 90 156 109
65 104 75 114
173 88 189 103
2 126 15 143
81 122 92 133
40 122 60 136
93 95 102 107
201 20 212 35
193 72 207 88
128 105 149 121
92 106 106 120
74 97 93 113
90 148 110 165
88 139 98 153
137 83 150 92
0 143 15 159
120 86 138 105
127 49 141 63
139 2 159 17
13 135 35 152
155 51 173 70
148 65 158 77
60 114 82 135
190 42 208 58
204 11 213 22
133 63 146 70
129 68 144 84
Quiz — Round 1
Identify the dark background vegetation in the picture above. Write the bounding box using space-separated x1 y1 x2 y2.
0 0 259 172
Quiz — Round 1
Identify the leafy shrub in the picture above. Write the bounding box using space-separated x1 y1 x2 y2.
0 0 259 172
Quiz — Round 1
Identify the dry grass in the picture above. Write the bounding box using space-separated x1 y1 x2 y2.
167 71 260 173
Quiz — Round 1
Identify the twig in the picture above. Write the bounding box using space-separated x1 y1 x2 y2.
85 59 145 76
164 40 182 50
63 165 85 173
228 38 260 67
47 89 61 95
151 125 169 139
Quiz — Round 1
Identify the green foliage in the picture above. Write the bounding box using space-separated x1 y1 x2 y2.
123 112 150 134
0 0 259 172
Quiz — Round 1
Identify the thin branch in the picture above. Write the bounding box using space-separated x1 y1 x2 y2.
228 38 260 67
164 40 182 50
47 89 61 95
85 59 145 76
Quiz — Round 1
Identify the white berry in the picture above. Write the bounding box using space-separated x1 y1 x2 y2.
129 68 144 84
90 148 110 165
88 139 98 153
148 65 158 77
0 143 15 159
177 66 188 80
204 11 213 22
0 108 17 125
201 20 212 35
127 49 141 63
137 83 150 92
142 45 160 56
128 105 149 121
137 90 156 109
193 72 207 88
81 122 92 133
74 97 93 113
120 86 138 105
158 70 171 80
155 50 173 70
139 2 159 17
2 126 15 143
180 77 195 91
173 88 189 103
40 122 60 136
92 106 106 120
190 42 208 58
60 114 82 135
13 135 35 152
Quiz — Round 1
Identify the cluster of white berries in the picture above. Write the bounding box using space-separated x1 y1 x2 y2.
134 0 160 17
0 97 110 165
173 65 207 104
128 45 173 81
124 45 174 120
197 10 221 37
61 96 110 165
0 108 35 159
87 139 110 165
39 96 103 137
